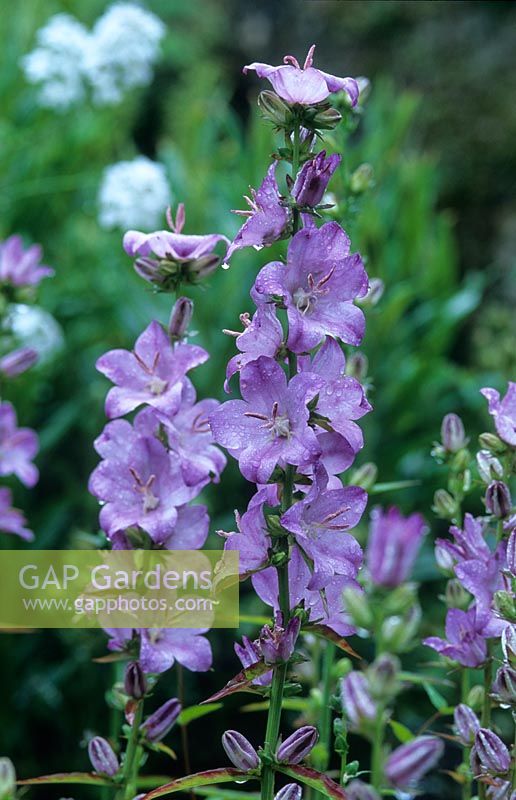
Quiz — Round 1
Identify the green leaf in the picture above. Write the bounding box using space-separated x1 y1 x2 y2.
192 789 260 800
142 768 258 799
389 720 414 743
303 624 359 658
241 698 310 713
370 480 421 494
18 772 113 787
276 765 347 800
179 703 223 726
201 662 271 704
423 681 449 711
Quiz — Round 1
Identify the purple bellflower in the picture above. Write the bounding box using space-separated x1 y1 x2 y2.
292 151 341 208
221 485 276 576
234 635 273 687
209 356 321 483
222 730 260 772
435 513 491 566
96 320 208 419
224 304 284 391
225 163 290 262
423 606 489 667
481 382 516 447
385 736 444 789
259 613 301 664
276 726 318 764
454 704 480 745
0 235 54 287
244 45 359 107
0 487 34 541
105 627 212 674
366 506 427 588
140 698 181 742
0 401 39 488
253 222 368 353
340 671 376 728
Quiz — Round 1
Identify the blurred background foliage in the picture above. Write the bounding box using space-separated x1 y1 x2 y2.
0 1 515 796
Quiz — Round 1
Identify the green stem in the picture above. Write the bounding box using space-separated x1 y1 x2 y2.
478 643 494 800
291 122 301 234
461 669 472 800
123 700 145 800
370 707 385 793
317 643 335 772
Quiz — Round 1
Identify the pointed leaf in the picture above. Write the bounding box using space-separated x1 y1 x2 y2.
422 681 448 711
179 703 223 726
18 772 113 787
389 720 414 744
304 624 359 658
142 768 257 799
201 662 271 704
276 765 347 800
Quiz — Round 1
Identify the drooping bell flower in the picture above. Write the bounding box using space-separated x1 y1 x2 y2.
481 382 516 447
366 506 427 588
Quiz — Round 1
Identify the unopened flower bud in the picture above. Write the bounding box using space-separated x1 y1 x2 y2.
367 654 400 699
381 606 421 653
188 253 221 280
507 530 516 575
494 590 516 622
476 450 503 484
258 91 293 128
385 736 444 788
305 105 342 131
346 781 380 800
292 151 341 208
357 278 384 307
345 352 368 382
349 462 377 491
445 578 471 609
474 729 510 774
276 726 318 764
485 778 512 800
478 433 506 455
88 736 119 777
350 164 374 194
435 543 455 573
340 672 376 727
382 584 418 616
356 77 371 105
274 784 302 800
342 587 373 629
502 625 516 666
0 758 16 798
140 698 181 742
441 414 467 453
453 704 480 745
491 664 516 706
222 730 259 771
467 685 485 712
0 347 38 378
485 481 512 519
168 296 193 340
433 489 457 519
124 661 147 700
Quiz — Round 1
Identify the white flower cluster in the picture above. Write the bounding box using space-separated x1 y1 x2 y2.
22 3 165 111
98 156 171 230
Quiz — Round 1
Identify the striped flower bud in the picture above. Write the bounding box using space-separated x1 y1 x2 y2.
346 781 381 800
274 784 302 800
476 450 503 484
221 730 259 772
168 296 193 340
276 726 318 764
140 698 181 743
88 736 119 777
385 736 444 788
501 624 516 665
506 530 515 576
453 704 480 745
491 665 516 707
485 481 512 519
474 729 510 774
0 347 38 378
124 661 147 700
340 672 376 727
441 413 467 453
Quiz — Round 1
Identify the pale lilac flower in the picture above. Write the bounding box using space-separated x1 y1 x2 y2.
281 464 365 589
234 635 272 686
340 671 376 727
276 726 318 764
253 222 368 353
454 541 506 625
140 698 181 742
492 664 516 706
435 513 490 566
486 778 514 800
259 614 301 664
168 296 193 340
222 730 259 772
292 151 341 207
124 661 147 699
481 382 516 447
423 607 488 667
209 356 321 483
507 530 516 575
139 628 212 673
0 402 39 487
89 420 199 544
0 347 38 378
96 320 208 419
366 506 427 588
222 485 277 576
244 45 359 107
441 413 467 452
225 163 290 261
385 736 444 789
0 235 54 287
0 487 34 541
225 304 284 391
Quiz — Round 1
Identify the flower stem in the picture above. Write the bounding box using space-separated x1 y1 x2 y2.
317 642 335 772
122 699 145 800
370 706 385 793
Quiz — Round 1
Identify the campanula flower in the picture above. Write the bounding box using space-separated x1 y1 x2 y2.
0 402 39 488
474 728 511 774
292 151 341 207
481 382 516 447
340 671 376 727
276 726 318 764
441 413 467 452
454 704 480 745
0 235 54 287
244 45 359 107
385 736 444 789
253 222 368 353
222 486 275 576
224 304 284 391
88 737 119 777
423 607 488 667
139 628 212 673
435 513 490 566
275 784 302 800
0 487 34 541
140 698 181 742
366 506 427 588
234 635 272 686
259 614 301 664
222 730 259 771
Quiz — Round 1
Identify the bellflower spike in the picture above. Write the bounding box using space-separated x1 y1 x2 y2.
453 704 480 745
385 736 444 789
222 730 260 772
0 401 39 487
139 628 212 673
254 222 368 353
423 607 488 667
366 506 427 588
244 45 359 107
276 726 318 764
0 487 34 541
474 728 511 774
88 736 119 777
96 320 208 418
340 671 376 727
140 698 181 742
209 356 321 483
275 784 302 800
259 614 301 665
224 304 284 391
292 151 341 208
0 235 54 287
481 382 516 447
225 163 290 262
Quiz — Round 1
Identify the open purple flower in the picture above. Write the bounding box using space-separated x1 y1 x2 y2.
366 506 427 588
209 356 321 483
222 485 277 576
292 151 341 208
0 402 39 487
225 304 284 391
435 513 491 566
254 222 368 353
481 382 516 447
281 464 366 589
423 606 488 667
96 320 208 419
89 420 199 544
259 613 301 664
139 628 212 673
225 163 290 262
454 541 506 629
234 635 273 686
244 45 359 107
0 487 34 541
0 235 54 287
